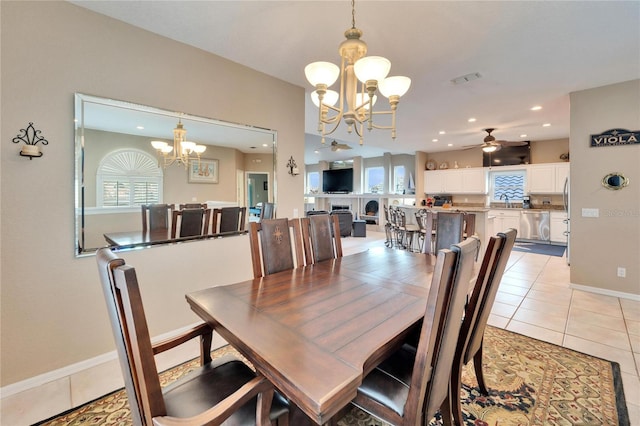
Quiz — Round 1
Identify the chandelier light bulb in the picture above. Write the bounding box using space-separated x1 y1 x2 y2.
193 145 207 154
181 141 196 152
305 62 340 87
311 90 339 107
161 145 173 154
379 76 411 98
354 56 391 84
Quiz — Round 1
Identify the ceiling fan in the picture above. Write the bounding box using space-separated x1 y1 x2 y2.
319 140 353 152
465 128 529 152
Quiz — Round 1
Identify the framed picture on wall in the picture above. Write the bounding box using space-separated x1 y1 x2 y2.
188 159 219 183
263 181 268 191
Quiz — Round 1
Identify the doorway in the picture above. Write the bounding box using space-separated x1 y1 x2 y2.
247 172 269 220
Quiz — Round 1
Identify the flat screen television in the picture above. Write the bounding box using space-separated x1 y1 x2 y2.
322 168 354 193
482 143 531 167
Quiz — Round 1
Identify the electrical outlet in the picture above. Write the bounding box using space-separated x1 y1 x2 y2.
617 267 626 278
582 208 599 218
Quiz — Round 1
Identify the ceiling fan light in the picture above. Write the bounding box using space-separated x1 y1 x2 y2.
311 90 339 107
305 61 340 87
482 144 499 153
354 56 391 83
379 76 411 98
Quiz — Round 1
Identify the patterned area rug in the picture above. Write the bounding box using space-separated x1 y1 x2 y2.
38 327 628 426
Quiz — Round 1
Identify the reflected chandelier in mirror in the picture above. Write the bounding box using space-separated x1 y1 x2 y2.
75 93 277 256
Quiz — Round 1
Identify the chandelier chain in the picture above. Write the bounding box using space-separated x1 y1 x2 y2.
351 0 356 29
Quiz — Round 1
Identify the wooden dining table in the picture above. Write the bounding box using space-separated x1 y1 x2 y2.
186 247 439 424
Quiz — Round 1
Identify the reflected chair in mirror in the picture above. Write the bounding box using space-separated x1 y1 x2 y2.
212 207 247 234
450 228 516 426
249 218 304 279
171 208 210 238
415 209 435 254
462 213 476 239
178 203 207 210
259 202 275 222
300 214 343 264
434 211 465 253
349 236 480 426
141 203 175 233
95 248 290 426
330 210 353 237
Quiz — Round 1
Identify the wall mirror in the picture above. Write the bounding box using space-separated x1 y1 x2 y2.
75 93 276 256
601 172 629 190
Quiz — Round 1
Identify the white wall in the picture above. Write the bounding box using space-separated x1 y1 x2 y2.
569 79 640 294
1 1 304 387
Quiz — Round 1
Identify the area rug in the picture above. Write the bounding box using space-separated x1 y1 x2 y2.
513 241 566 257
37 327 628 426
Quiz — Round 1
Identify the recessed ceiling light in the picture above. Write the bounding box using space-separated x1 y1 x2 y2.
314 150 319 154
542 123 551 127
520 134 527 138
530 106 542 111
136 125 144 130
468 118 477 123
447 143 453 147
262 143 269 147
439 130 446 135
432 138 438 142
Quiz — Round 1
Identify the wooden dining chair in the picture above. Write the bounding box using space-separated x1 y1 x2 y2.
434 211 465 253
171 207 210 238
450 228 517 426
349 236 480 426
95 248 290 426
259 202 275 222
212 206 243 234
415 208 435 254
300 214 343 264
249 218 305 278
141 203 174 232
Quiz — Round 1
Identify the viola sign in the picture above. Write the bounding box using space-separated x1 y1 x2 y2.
590 129 640 147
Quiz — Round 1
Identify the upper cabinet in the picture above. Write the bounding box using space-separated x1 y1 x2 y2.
424 167 487 194
527 162 570 194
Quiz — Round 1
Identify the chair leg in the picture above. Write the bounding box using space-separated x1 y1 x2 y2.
450 360 464 426
439 391 454 426
473 341 489 395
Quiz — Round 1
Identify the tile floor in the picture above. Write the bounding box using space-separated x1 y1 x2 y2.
343 230 640 425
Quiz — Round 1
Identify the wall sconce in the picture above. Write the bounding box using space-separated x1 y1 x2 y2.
13 122 48 159
287 156 300 176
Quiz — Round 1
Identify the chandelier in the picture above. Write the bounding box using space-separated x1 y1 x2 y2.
305 0 411 146
150 118 206 168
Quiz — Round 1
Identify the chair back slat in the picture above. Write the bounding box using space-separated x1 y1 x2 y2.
434 211 464 252
142 204 174 232
218 207 241 233
171 208 209 238
301 215 343 264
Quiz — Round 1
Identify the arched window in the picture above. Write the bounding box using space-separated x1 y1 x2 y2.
97 149 163 207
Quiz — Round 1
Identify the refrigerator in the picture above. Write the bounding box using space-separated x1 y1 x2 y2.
563 177 570 265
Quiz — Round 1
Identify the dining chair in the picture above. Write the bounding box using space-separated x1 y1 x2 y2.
434 211 465 253
259 202 275 222
397 209 421 252
349 236 480 426
382 204 394 248
249 218 305 278
462 213 476 239
170 207 210 238
141 203 174 232
300 214 343 264
95 248 290 426
212 206 246 234
450 228 517 426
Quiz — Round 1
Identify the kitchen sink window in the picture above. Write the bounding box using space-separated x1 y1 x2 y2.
490 169 526 202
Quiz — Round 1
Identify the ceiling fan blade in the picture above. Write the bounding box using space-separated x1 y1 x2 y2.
499 140 529 146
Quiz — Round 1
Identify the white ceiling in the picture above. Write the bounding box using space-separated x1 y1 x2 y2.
69 1 640 164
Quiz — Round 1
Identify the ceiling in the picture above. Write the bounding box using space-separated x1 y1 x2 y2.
69 1 640 165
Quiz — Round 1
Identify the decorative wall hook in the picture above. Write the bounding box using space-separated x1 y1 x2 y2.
287 156 299 175
13 122 48 159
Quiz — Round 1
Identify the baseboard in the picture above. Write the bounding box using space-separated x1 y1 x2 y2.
0 322 203 399
569 283 640 301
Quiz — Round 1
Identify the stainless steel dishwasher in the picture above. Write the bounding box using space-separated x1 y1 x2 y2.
519 210 550 242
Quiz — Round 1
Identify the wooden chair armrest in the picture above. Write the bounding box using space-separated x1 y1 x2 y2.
151 376 274 426
152 323 213 355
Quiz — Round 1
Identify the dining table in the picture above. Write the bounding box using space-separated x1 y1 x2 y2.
186 247 439 425
103 229 246 249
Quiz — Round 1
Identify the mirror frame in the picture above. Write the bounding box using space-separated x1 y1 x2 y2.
74 93 277 256
601 172 629 190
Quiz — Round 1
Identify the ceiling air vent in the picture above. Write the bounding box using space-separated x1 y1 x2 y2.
451 72 482 85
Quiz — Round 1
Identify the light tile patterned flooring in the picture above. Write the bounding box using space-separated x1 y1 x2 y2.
343 231 640 425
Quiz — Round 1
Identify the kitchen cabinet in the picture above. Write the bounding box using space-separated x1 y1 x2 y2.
424 168 487 194
527 163 570 194
550 211 568 244
488 209 520 235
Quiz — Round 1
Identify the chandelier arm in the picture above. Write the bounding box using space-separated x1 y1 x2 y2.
321 119 343 137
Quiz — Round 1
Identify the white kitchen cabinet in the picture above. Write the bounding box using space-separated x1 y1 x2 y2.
424 168 487 194
527 163 570 194
489 209 520 235
550 211 568 244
